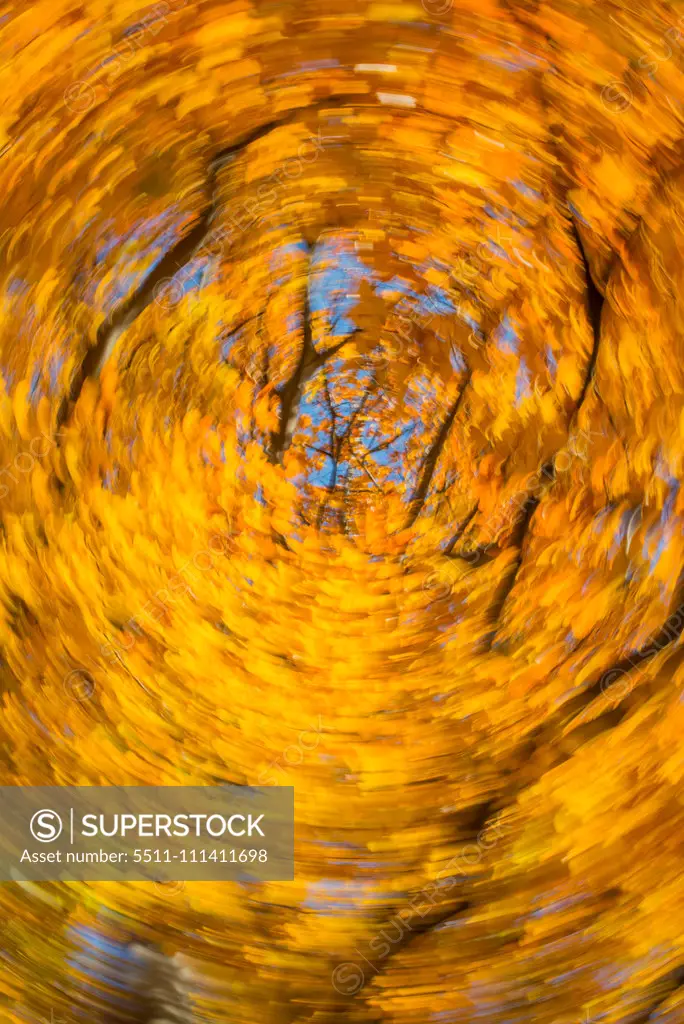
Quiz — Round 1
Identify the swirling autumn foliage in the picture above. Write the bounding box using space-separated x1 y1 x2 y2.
1 0 684 1022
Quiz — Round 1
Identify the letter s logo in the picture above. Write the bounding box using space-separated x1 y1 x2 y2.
30 809 63 842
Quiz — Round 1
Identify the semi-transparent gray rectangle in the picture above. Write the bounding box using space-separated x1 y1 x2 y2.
0 787 294 881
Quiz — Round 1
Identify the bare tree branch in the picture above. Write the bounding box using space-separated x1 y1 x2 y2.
443 504 478 556
404 373 471 529
269 241 318 462
349 448 383 491
367 424 414 456
570 215 603 412
269 259 364 464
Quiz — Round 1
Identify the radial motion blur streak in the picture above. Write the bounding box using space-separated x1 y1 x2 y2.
1 0 684 1022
